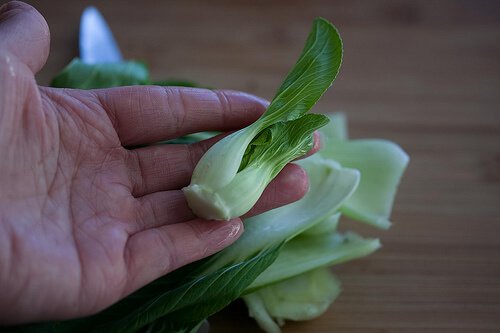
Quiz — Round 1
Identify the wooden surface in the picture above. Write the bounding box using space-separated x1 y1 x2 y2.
18 0 500 332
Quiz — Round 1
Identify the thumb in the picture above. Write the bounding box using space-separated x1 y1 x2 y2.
0 1 50 74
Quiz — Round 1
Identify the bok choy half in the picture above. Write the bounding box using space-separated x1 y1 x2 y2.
182 17 342 220
7 17 409 333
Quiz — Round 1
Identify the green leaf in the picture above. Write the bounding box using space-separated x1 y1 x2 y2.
51 59 150 89
243 268 341 333
165 132 219 144
152 80 199 87
240 114 329 174
261 18 342 125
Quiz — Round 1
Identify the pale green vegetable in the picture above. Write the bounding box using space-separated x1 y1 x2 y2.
183 18 342 220
336 140 409 229
248 231 380 290
301 212 340 237
319 112 348 141
319 114 410 229
244 268 341 333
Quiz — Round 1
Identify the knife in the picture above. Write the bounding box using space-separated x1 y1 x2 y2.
79 6 123 63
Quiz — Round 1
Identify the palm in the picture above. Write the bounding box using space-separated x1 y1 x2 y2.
3 82 144 316
0 2 309 324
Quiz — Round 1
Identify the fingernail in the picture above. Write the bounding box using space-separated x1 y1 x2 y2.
212 219 243 248
313 131 322 151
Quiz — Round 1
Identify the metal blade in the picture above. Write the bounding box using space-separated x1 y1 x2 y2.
79 6 123 63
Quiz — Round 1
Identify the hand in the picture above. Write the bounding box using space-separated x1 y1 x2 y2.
0 2 311 324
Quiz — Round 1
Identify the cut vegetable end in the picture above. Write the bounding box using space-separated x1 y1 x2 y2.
182 184 231 220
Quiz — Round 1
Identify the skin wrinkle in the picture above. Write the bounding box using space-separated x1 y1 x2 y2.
134 88 152 143
135 195 159 232
65 152 86 318
154 147 174 192
183 221 210 260
40 107 62 211
158 147 180 186
2 220 25 309
117 87 141 145
170 87 188 138
188 142 203 181
67 95 117 148
85 174 121 221
125 149 142 194
214 90 232 129
174 145 195 186
93 89 120 135
135 190 195 232
131 148 148 196
150 227 176 274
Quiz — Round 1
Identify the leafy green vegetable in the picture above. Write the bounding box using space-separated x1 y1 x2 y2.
50 59 200 90
244 268 341 333
51 59 149 88
183 17 342 220
152 80 199 88
165 132 219 145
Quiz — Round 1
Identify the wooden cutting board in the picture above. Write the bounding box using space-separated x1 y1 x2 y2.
29 0 500 331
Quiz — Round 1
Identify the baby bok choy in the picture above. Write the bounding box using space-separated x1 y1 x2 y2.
182 17 342 220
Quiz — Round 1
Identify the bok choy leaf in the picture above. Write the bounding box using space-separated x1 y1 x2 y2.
318 114 410 229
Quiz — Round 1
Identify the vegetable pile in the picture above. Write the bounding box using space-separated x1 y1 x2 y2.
13 18 408 333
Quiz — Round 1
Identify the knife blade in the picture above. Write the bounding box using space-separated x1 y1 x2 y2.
79 6 123 64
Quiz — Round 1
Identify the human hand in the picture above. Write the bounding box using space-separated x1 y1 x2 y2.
0 2 313 324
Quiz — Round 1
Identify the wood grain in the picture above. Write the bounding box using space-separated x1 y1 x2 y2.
15 0 500 331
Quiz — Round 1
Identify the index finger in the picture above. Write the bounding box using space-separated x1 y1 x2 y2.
93 86 269 146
